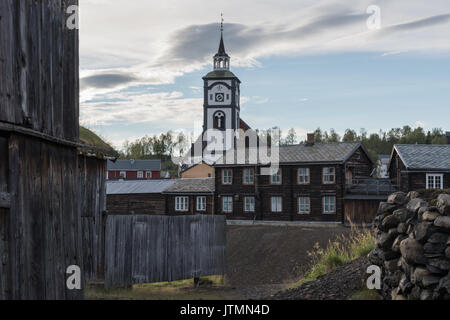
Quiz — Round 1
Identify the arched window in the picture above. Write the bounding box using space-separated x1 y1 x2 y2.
213 111 225 130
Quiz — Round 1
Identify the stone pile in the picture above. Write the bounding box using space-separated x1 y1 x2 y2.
369 191 450 300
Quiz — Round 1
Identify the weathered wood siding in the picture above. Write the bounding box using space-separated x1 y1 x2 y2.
79 156 107 281
104 215 226 288
344 199 381 224
1 134 84 300
107 193 167 215
0 0 79 141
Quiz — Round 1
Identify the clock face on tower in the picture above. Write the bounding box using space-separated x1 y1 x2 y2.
215 93 224 102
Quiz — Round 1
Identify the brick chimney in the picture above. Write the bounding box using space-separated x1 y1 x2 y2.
306 133 315 146
446 132 450 145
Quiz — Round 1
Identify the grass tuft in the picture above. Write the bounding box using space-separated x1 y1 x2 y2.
288 224 376 289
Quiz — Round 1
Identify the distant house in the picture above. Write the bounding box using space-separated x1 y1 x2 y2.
181 162 215 179
163 178 215 215
107 159 161 180
214 134 377 223
106 179 175 214
389 144 450 192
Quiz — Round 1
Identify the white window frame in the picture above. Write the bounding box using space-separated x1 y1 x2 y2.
222 196 233 213
270 169 282 185
298 168 310 184
323 167 335 184
243 168 255 185
244 197 255 212
137 171 144 179
222 169 233 185
426 173 443 190
196 196 207 211
271 197 283 213
120 171 126 179
146 171 152 179
323 196 336 214
298 197 310 214
175 196 189 212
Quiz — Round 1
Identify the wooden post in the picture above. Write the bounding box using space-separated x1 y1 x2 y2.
194 277 200 288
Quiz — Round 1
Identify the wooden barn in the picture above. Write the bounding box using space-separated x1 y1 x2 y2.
388 144 450 192
0 0 115 299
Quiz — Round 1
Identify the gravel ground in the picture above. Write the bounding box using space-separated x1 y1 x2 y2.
270 256 371 300
225 225 351 288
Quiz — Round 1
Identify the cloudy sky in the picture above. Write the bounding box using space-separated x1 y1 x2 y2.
79 0 450 148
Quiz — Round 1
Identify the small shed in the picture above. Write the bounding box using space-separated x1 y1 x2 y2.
106 180 175 215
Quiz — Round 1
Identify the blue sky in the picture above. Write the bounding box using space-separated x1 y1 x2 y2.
78 0 450 148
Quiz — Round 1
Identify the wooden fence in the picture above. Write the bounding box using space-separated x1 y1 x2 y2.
104 215 226 288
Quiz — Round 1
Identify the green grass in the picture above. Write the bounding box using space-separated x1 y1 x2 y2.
86 276 226 300
287 226 376 289
79 126 115 151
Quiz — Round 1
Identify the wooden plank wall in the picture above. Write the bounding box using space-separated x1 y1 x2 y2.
0 0 79 141
344 199 381 224
104 215 226 288
79 156 107 281
4 134 84 300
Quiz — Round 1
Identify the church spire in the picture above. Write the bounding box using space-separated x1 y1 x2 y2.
213 13 230 70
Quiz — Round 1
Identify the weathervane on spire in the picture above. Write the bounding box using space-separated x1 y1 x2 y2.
221 13 224 33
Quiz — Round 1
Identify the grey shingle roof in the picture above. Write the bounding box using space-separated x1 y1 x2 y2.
215 142 365 165
163 178 215 194
107 180 175 195
394 144 450 171
107 159 161 171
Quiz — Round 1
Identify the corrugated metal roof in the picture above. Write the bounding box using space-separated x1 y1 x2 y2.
107 159 161 171
215 142 363 165
163 178 215 194
106 179 175 195
394 144 450 170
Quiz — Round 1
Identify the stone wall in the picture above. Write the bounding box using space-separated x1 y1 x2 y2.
369 191 450 300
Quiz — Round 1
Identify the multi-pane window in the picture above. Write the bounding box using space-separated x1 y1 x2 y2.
244 197 255 212
222 169 233 185
271 169 282 184
323 196 336 214
243 168 255 185
175 196 189 212
298 197 310 214
222 196 233 213
323 167 335 184
196 196 206 211
426 174 443 190
271 197 283 213
298 168 310 184
137 171 143 179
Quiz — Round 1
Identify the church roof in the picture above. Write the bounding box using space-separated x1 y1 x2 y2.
203 70 239 80
215 34 229 57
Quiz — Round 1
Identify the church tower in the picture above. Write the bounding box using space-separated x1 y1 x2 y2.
202 18 241 153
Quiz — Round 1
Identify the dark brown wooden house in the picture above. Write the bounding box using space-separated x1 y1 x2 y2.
389 144 450 192
106 180 175 215
163 178 215 215
214 137 377 223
